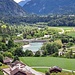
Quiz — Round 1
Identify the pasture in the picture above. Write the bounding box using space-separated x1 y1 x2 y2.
20 57 75 72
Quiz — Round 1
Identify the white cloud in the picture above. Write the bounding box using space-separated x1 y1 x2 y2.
14 0 25 3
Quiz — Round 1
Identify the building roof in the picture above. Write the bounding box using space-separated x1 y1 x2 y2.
11 60 26 67
50 66 62 73
3 61 33 75
3 57 13 64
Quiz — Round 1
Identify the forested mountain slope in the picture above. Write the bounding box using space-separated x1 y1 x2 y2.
23 0 75 15
0 0 26 17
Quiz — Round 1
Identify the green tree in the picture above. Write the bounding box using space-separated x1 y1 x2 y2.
42 50 48 56
1 43 7 51
0 54 3 63
14 47 24 57
13 55 19 62
61 38 69 43
35 51 41 57
3 52 13 58
0 70 4 75
8 38 14 49
46 42 58 55
45 71 50 75
24 50 33 56
65 50 73 58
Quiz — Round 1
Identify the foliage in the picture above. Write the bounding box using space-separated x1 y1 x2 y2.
14 47 24 57
65 50 73 58
42 50 48 56
54 40 63 49
0 42 7 51
66 42 73 48
0 54 3 63
52 52 58 57
7 38 14 49
46 42 58 55
3 52 13 58
0 62 2 66
61 38 69 43
20 57 75 71
24 50 33 56
0 70 4 75
45 71 50 75
13 55 19 62
35 51 41 57
1 15 75 27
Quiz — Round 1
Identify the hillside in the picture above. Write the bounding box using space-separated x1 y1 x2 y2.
23 0 75 15
0 0 26 17
19 0 31 6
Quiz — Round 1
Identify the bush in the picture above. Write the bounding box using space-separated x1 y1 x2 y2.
3 52 13 58
0 70 4 75
0 54 3 63
35 51 41 57
13 55 19 62
52 52 58 57
45 71 50 75
66 42 73 48
24 50 33 56
0 62 2 66
14 47 24 57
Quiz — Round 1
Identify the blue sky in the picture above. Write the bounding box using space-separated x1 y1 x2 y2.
14 0 24 3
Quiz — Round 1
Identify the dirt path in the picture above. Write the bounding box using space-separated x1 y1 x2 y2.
25 66 45 75
59 28 64 34
31 66 75 73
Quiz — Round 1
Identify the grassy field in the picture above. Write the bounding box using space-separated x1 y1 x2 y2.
50 72 75 75
57 27 75 37
20 57 75 72
0 64 9 69
58 27 74 31
67 31 75 37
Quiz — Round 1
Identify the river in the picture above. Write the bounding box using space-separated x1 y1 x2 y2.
23 42 43 52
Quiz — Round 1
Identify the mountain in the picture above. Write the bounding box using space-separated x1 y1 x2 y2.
0 0 26 17
19 0 31 7
23 0 75 15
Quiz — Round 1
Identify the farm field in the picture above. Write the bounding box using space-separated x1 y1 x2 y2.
20 57 75 72
57 27 74 31
67 32 75 37
57 27 75 37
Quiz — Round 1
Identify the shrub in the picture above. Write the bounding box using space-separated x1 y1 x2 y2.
0 62 2 66
0 54 3 63
24 50 33 56
35 51 41 57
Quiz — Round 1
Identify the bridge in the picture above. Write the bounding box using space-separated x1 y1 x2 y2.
14 39 47 43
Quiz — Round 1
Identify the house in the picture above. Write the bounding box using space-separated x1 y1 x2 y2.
2 60 33 75
49 66 62 73
44 35 50 38
3 57 13 65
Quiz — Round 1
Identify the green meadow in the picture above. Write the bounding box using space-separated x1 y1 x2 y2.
20 57 75 72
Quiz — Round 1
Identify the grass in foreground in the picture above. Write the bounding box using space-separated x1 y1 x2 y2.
0 64 9 69
67 31 75 37
20 57 75 72
50 72 75 75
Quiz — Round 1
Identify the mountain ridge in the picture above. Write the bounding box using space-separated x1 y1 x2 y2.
0 0 26 17
23 0 75 15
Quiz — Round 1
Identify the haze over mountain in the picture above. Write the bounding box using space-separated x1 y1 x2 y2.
22 0 75 15
0 0 26 17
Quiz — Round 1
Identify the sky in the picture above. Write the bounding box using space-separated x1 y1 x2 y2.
14 0 25 3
